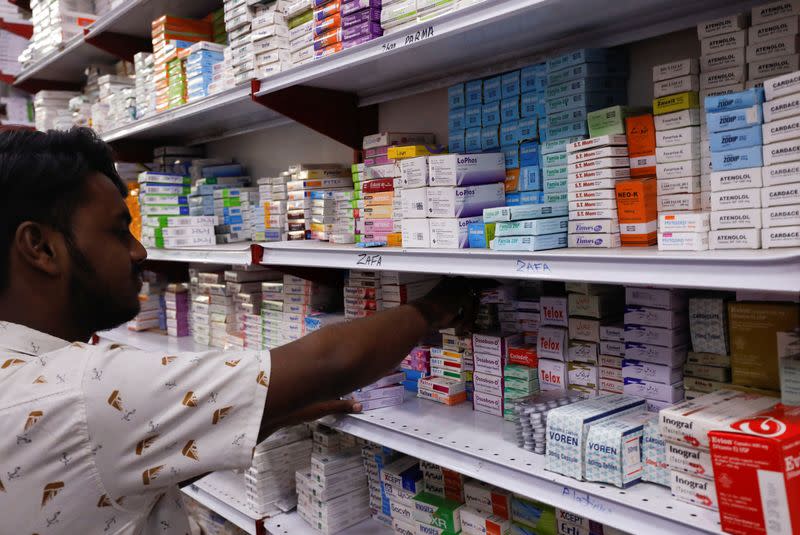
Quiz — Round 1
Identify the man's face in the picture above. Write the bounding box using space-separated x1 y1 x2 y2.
66 172 147 332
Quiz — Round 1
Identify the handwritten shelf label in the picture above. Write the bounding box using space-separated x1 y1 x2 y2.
357 253 383 267
515 260 552 273
381 25 435 53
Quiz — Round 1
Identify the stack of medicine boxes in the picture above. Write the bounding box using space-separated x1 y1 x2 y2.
313 0 342 60
537 295 569 393
258 171 290 242
427 153 506 249
566 135 628 248
261 278 284 349
569 284 624 398
760 70 800 248
300 448 370 533
473 330 522 418
214 186 258 243
164 283 190 337
185 41 224 102
706 87 765 249
362 443 401 527
748 2 800 87
252 6 291 79
652 59 709 251
223 0 254 86
622 287 687 413
620 113 659 247
341 0 382 49
684 295 732 400
288 0 314 66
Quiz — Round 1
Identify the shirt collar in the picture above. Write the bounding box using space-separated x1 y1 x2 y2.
0 321 72 357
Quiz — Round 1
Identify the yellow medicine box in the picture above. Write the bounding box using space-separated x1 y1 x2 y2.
652 91 700 115
386 145 445 160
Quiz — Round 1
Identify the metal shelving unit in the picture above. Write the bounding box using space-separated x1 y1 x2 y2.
144 242 254 265
182 471 262 535
253 241 800 292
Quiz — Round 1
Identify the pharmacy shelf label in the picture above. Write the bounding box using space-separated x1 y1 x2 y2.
380 25 436 53
355 253 384 267
514 259 554 274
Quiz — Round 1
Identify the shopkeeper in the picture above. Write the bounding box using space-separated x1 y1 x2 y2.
0 127 478 534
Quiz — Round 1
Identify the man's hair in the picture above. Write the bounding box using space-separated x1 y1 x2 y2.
0 127 126 289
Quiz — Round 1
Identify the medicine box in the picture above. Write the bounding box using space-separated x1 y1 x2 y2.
584 412 650 488
545 394 646 480
428 154 505 187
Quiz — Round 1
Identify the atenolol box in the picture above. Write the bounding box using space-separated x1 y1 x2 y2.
749 15 800 44
711 208 762 229
700 29 747 57
752 0 800 24
747 34 800 63
701 48 746 72
709 228 762 249
428 153 506 186
750 53 800 80
710 167 763 191
710 187 762 210
697 14 748 38
700 65 747 89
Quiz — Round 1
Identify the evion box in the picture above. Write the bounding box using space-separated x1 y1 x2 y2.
709 404 800 535
659 390 778 449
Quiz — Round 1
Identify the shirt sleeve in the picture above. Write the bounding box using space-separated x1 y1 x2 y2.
81 342 270 505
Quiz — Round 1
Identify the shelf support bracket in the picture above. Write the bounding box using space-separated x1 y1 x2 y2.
84 31 151 63
250 80 377 151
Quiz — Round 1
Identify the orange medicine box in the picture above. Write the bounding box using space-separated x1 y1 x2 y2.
504 168 520 193
616 178 657 246
625 114 656 157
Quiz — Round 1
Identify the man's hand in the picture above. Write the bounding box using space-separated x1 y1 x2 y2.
258 399 362 442
411 276 496 333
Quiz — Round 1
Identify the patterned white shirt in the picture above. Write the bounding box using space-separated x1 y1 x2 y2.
0 321 270 535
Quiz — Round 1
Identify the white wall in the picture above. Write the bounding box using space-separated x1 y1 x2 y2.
206 28 701 174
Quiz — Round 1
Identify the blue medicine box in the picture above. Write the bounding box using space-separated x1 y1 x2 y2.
501 97 520 121
547 48 612 72
502 70 521 98
705 87 765 113
709 124 763 152
482 101 501 126
465 105 482 128
466 127 482 152
483 75 503 103
448 83 465 108
520 190 545 204
468 223 487 248
466 79 483 105
706 105 763 133
448 107 466 130
519 166 542 191
518 117 538 141
711 145 763 171
482 126 501 150
502 145 520 168
520 141 540 166
549 120 589 140
543 177 568 193
520 64 543 93
448 130 466 153
521 92 538 118
505 193 521 205
500 121 519 145
549 107 588 127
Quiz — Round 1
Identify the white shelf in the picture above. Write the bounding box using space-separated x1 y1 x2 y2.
264 512 392 535
326 394 723 535
182 471 262 535
145 242 253 265
15 0 220 86
98 325 209 352
256 241 800 292
255 0 763 105
100 86 290 145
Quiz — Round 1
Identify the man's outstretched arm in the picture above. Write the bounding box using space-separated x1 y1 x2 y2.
260 278 477 435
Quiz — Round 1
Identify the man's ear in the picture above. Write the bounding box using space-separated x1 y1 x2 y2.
14 222 66 278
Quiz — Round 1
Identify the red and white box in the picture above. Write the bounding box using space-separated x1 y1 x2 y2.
709 404 800 535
